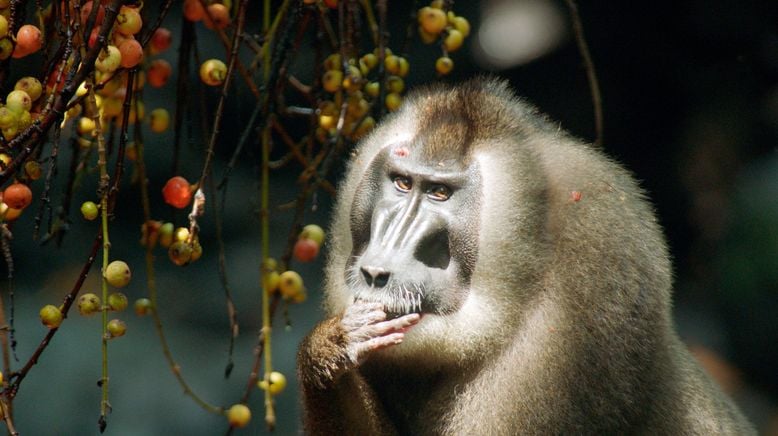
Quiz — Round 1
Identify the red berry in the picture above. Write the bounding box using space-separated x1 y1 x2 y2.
150 27 173 53
147 59 172 88
14 25 42 58
183 0 206 21
162 176 193 209
118 38 143 68
204 3 230 30
3 183 32 210
293 238 320 263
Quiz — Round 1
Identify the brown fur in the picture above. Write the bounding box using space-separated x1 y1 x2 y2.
297 78 754 435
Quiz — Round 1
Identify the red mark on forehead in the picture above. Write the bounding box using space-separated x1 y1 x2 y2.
393 146 410 157
570 191 582 202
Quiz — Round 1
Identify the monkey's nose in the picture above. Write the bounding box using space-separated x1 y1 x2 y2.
361 266 391 288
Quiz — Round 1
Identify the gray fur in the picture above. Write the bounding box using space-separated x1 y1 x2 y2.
297 78 754 435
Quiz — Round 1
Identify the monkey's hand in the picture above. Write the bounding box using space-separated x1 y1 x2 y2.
298 302 420 390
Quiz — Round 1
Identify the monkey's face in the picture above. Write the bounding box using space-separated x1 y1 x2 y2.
345 142 482 319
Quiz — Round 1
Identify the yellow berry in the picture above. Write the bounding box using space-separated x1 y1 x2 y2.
435 56 454 75
107 319 127 338
264 270 280 294
384 55 401 75
39 305 63 329
386 76 405 94
451 16 470 37
227 404 251 428
322 69 343 93
443 28 464 52
418 7 447 35
199 59 227 86
108 292 128 311
78 293 101 316
278 270 304 300
257 371 287 395
149 108 170 133
385 92 402 111
360 53 378 70
397 57 410 77
323 53 342 71
169 241 193 266
105 260 131 288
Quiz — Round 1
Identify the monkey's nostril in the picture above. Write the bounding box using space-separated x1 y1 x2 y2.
361 266 391 288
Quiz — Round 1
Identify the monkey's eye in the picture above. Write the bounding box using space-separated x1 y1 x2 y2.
427 184 451 201
393 176 412 193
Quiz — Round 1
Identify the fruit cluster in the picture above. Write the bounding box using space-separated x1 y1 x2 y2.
417 0 471 75
40 259 131 337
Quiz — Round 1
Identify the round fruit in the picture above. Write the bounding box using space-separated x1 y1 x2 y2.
199 59 227 86
204 3 230 30
293 238 319 263
149 108 170 133
3 183 32 210
78 293 101 316
385 92 402 111
118 38 143 68
227 404 251 428
150 27 172 53
105 260 131 288
322 69 343 93
0 15 7 37
158 222 174 247
134 298 153 316
6 90 32 112
263 270 280 294
80 201 99 220
162 176 193 209
116 6 142 36
15 25 42 56
174 227 190 242
24 160 42 180
189 239 203 262
95 45 121 73
147 59 172 88
169 241 193 266
39 305 63 328
0 38 12 60
451 16 471 37
418 7 447 35
278 270 304 300
183 0 206 21
435 56 454 75
257 371 287 395
300 224 325 245
108 292 128 311
443 29 464 52
14 77 42 101
107 319 127 338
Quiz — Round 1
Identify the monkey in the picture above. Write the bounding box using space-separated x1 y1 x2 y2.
297 77 754 435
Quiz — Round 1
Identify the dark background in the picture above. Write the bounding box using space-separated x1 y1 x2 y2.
5 0 778 434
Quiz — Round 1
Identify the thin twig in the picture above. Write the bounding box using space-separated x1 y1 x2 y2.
564 0 603 147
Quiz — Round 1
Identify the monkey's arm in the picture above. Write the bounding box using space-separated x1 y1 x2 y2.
297 302 418 435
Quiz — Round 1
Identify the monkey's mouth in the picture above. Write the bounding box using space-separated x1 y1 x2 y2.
353 287 424 319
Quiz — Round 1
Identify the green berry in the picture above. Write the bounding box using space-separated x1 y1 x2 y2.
107 319 127 338
78 293 101 316
105 260 131 288
108 292 128 311
39 305 63 328
159 222 174 248
80 201 99 220
134 298 153 316
168 241 193 266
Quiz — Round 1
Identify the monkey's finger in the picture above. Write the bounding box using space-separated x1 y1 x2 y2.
370 313 421 335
